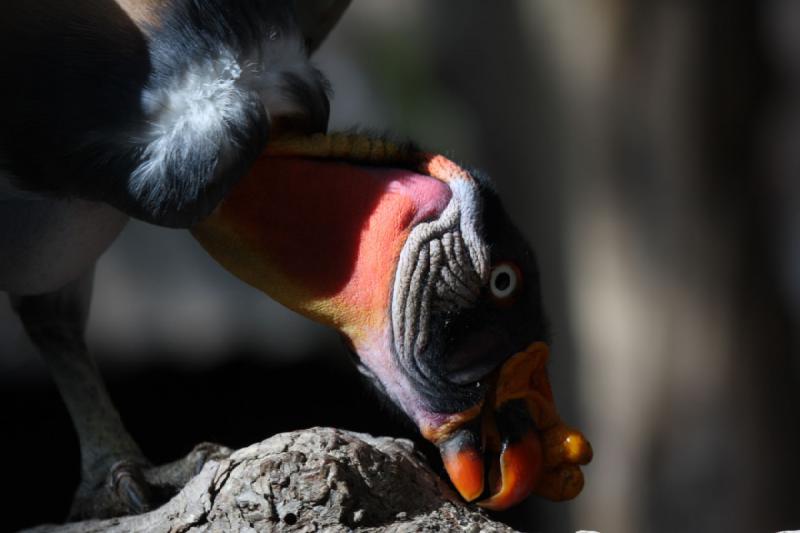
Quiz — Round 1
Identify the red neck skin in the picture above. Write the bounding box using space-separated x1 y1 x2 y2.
193 151 485 450
193 155 452 344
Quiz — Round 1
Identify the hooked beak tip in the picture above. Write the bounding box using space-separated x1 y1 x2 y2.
432 342 592 510
437 415 545 511
439 427 485 502
442 447 485 502
478 428 543 511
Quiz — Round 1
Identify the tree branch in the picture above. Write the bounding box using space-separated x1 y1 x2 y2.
23 428 515 532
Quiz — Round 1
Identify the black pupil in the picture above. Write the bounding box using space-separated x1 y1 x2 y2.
494 271 512 292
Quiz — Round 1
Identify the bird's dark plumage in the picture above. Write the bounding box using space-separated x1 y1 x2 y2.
1 0 343 519
0 0 328 226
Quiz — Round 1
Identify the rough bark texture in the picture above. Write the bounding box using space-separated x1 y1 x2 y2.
24 428 515 533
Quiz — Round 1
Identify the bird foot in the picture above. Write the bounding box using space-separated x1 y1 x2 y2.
68 442 232 521
143 442 233 497
68 459 151 520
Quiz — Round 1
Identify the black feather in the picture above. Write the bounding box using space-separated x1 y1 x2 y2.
0 0 328 227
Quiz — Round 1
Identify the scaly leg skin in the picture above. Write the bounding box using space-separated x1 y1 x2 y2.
10 269 231 520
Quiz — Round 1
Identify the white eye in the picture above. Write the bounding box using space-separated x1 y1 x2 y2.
490 263 519 299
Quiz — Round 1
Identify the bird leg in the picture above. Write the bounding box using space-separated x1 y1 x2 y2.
10 269 230 520
11 269 151 518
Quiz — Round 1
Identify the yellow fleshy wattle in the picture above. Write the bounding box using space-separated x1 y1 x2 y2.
492 342 593 501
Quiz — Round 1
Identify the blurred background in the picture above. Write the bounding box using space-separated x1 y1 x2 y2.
2 1 800 531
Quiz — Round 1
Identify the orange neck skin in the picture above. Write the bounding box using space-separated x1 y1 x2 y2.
192 155 452 345
192 144 476 435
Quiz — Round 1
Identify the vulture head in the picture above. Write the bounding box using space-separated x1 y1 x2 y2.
191 132 592 510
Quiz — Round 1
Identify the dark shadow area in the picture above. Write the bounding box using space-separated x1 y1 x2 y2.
0 350 406 532
1 347 547 533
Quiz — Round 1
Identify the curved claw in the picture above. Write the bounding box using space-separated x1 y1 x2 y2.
109 460 152 515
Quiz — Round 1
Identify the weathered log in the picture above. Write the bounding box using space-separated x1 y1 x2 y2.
23 428 515 532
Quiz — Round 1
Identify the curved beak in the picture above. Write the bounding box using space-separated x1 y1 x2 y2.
434 342 592 510
189 132 589 510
